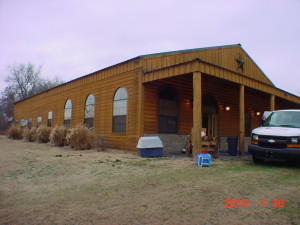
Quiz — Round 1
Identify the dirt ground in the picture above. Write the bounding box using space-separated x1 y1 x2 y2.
0 135 300 225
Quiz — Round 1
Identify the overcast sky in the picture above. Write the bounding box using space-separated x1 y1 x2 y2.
0 0 299 96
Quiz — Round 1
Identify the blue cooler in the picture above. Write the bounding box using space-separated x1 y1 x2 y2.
137 137 164 158
195 153 211 167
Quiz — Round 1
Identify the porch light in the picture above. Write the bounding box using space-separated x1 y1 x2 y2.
186 98 193 108
256 111 261 116
225 106 231 111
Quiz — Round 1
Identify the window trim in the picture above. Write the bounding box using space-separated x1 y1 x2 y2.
84 94 95 129
112 87 128 133
48 111 53 127
64 99 72 127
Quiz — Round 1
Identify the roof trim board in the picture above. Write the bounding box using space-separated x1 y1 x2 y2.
139 44 242 58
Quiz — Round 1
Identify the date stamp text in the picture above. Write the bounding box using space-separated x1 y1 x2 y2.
224 199 284 208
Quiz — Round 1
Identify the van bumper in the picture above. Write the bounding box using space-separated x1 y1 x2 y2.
248 144 300 161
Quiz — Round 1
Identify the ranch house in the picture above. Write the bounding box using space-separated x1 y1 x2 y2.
14 44 300 156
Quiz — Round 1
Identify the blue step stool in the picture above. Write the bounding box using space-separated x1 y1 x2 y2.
195 153 211 167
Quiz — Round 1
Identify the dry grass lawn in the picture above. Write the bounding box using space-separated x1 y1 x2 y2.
0 135 300 225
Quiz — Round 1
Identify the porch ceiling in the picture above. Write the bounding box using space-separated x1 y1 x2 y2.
142 58 300 104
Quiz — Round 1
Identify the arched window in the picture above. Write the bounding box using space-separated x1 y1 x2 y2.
84 94 95 129
158 86 178 133
64 99 72 127
112 87 127 132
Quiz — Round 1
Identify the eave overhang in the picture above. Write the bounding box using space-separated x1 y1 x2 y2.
142 58 300 104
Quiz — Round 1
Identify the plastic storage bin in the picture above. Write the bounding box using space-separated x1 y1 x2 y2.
195 153 211 167
137 136 163 157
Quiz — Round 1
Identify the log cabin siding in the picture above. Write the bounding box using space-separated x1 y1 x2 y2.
14 68 142 151
143 74 193 135
202 75 240 137
143 75 239 136
244 87 270 132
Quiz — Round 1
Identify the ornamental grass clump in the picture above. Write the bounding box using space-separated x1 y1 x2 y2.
95 134 110 152
50 125 68 147
23 127 37 142
7 124 23 140
36 125 52 143
66 125 95 150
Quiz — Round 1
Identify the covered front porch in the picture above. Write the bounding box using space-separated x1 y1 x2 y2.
140 59 299 157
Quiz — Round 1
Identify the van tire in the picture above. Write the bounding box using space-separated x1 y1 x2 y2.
252 155 264 164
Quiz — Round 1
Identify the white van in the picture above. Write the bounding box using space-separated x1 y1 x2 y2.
248 109 300 163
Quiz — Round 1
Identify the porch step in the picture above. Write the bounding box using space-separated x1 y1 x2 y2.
144 134 188 155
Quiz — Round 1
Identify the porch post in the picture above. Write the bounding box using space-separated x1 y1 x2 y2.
239 84 245 156
138 80 145 137
270 94 275 111
192 71 202 158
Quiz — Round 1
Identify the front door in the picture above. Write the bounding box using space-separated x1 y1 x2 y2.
202 95 218 138
203 113 217 138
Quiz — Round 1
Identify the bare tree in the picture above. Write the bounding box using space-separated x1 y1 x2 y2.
0 62 64 131
1 86 15 117
0 86 15 131
6 63 42 100
35 76 64 94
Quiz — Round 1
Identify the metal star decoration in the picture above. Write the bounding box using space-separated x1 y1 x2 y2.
235 57 244 70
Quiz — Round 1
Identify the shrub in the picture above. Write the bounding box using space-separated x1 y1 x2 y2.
36 125 52 143
95 134 110 151
7 124 23 140
50 126 68 147
66 125 95 150
23 127 37 142
64 128 72 146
